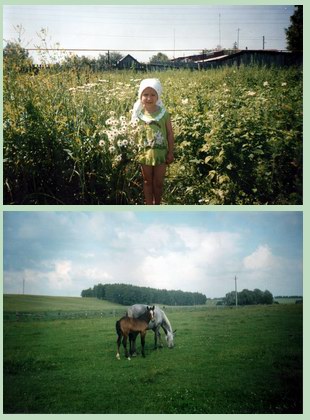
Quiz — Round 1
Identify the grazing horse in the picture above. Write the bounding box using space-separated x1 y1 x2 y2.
116 305 155 360
127 304 175 356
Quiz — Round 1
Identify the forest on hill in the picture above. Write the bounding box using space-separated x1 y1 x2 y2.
81 283 207 306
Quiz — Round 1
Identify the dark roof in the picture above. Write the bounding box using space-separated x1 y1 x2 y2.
117 54 140 64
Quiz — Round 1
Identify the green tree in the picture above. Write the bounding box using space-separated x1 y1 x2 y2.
62 54 96 71
149 52 170 63
81 288 94 298
263 290 273 305
224 291 237 306
225 288 273 306
3 41 33 71
285 6 303 51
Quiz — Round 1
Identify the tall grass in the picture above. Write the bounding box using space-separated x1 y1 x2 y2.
3 66 302 204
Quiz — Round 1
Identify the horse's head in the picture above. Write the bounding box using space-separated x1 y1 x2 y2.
166 329 177 348
146 305 155 322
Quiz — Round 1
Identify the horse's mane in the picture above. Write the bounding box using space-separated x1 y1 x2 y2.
159 309 173 333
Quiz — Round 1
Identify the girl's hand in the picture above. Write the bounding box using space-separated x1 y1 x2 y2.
166 151 174 165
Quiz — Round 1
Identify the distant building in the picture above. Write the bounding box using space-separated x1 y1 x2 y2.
116 54 145 70
171 50 226 63
172 49 302 69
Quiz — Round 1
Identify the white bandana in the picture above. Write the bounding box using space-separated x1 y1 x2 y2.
131 78 166 123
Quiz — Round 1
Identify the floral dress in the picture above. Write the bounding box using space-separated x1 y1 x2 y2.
136 107 170 166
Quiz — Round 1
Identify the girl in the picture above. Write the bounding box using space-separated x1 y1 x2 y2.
131 78 174 205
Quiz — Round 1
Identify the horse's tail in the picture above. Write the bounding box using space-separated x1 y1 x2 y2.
116 319 122 336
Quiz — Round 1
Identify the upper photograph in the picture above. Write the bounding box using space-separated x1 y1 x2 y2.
3 4 303 205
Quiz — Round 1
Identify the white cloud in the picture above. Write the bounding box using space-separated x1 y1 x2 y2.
3 212 303 298
240 245 303 296
135 228 242 296
3 259 114 297
243 245 277 271
47 260 73 290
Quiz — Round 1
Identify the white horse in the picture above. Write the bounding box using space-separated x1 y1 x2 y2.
126 304 175 355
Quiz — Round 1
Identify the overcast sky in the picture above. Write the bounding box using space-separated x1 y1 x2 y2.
3 211 303 299
3 4 295 62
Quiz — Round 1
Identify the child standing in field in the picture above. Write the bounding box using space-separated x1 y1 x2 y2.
131 78 174 205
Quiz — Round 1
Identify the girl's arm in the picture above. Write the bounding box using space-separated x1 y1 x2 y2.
166 117 174 165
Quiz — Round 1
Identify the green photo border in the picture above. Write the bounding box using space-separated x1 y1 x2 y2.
1 0 307 418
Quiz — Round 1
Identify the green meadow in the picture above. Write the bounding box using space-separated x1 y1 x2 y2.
3 294 302 414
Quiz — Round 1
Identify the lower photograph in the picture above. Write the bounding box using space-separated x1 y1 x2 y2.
3 210 303 414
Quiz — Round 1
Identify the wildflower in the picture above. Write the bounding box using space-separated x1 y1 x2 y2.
99 140 105 147
263 81 269 87
281 82 287 87
106 117 118 126
109 145 116 153
247 91 256 97
181 98 189 105
122 139 128 147
107 132 116 141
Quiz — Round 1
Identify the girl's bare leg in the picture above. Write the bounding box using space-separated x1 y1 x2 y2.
141 165 154 204
153 164 166 205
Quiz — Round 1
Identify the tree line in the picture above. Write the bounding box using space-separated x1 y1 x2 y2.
81 283 207 306
224 288 274 306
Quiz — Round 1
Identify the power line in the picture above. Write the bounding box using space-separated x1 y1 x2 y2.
25 48 213 53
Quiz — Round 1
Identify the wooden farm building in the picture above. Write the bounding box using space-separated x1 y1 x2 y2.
116 54 145 70
172 49 302 69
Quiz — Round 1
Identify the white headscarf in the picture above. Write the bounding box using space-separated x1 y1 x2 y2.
131 78 166 123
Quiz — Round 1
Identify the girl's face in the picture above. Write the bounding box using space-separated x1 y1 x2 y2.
141 87 158 111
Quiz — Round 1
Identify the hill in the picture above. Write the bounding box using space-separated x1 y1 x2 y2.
3 294 125 313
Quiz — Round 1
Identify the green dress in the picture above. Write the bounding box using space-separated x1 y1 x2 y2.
137 107 170 166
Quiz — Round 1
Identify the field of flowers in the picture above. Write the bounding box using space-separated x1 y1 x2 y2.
3 65 302 204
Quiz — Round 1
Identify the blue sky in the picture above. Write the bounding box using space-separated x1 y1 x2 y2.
3 4 295 62
3 211 303 298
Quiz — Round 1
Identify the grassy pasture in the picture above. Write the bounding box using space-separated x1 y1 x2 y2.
3 294 125 312
3 295 302 414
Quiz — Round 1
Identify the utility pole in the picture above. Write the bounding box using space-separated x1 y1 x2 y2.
23 278 25 295
173 28 176 58
262 36 265 50
237 28 240 49
219 14 221 48
235 275 238 307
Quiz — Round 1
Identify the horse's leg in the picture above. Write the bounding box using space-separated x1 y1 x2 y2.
122 334 130 360
153 328 158 349
141 331 146 357
129 332 133 355
158 328 164 348
116 333 122 360
129 332 138 356
153 326 163 349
